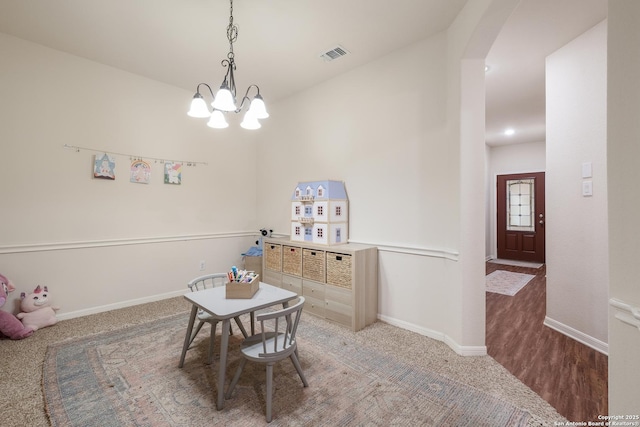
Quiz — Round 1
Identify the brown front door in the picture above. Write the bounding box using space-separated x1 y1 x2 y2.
497 172 545 263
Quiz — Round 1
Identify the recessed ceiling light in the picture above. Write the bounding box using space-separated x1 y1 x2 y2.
504 128 515 136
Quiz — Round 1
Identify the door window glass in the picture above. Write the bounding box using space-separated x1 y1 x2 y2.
507 178 535 232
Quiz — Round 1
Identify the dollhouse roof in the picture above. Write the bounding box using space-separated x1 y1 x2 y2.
291 180 347 201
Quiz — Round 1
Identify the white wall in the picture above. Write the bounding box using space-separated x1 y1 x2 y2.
545 21 609 353
607 0 640 414
254 0 518 354
0 34 260 317
256 33 468 348
259 34 452 246
486 141 546 258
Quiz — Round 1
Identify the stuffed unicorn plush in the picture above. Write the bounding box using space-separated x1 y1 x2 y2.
17 285 59 331
0 273 34 339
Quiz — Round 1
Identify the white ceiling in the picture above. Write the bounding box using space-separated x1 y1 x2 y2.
0 0 606 146
486 0 606 146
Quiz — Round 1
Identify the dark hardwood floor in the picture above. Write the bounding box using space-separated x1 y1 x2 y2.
485 262 608 422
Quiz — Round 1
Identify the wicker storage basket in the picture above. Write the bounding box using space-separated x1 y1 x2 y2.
282 245 302 276
302 248 326 282
264 243 282 272
326 252 352 289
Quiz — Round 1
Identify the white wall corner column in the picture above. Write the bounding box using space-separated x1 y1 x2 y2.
607 0 640 415
448 0 520 352
459 58 488 350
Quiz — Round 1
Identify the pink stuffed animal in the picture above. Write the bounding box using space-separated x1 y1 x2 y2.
0 273 34 339
17 285 59 331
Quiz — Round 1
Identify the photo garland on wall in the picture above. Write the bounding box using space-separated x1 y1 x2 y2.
164 162 182 185
130 159 151 184
93 152 116 180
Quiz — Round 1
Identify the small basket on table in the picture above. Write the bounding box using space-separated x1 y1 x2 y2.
225 273 260 299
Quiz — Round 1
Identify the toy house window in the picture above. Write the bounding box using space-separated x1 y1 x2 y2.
305 206 312 216
317 228 323 238
295 188 301 198
305 228 312 236
295 226 301 236
295 206 301 216
306 186 313 196
336 229 341 242
317 186 324 197
335 206 342 216
317 206 323 216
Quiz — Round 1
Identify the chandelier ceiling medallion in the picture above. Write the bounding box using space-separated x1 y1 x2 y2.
187 0 268 130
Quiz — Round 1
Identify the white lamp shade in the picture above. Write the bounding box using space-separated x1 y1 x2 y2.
187 95 211 118
212 86 237 112
247 95 269 119
207 110 229 128
240 112 261 130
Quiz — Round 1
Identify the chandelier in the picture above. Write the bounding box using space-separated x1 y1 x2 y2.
187 0 268 130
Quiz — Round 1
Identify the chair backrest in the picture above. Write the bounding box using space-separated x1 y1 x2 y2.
187 273 228 292
256 297 305 360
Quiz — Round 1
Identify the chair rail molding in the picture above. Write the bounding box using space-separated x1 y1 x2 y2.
610 298 640 331
0 231 255 254
347 239 459 261
266 233 459 261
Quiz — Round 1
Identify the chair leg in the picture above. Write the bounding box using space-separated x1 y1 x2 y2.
290 352 309 387
233 316 249 338
179 306 198 368
189 321 205 347
226 358 248 399
250 311 255 335
266 363 274 423
180 320 205 368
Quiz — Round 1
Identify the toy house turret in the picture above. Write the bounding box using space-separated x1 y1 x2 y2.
290 180 348 245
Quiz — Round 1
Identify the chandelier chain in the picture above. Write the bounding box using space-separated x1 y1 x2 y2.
226 0 238 61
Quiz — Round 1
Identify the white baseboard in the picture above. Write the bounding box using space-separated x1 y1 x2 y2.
58 292 491 358
56 289 186 321
544 316 609 355
377 314 487 357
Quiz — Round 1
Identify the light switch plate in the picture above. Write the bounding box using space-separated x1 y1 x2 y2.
582 162 593 178
582 180 593 197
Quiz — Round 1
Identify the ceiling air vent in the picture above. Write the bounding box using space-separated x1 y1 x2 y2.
319 45 349 62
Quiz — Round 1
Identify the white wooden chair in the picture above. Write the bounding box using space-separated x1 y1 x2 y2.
225 297 308 422
179 273 252 367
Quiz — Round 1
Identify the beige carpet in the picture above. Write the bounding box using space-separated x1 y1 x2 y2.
0 297 566 426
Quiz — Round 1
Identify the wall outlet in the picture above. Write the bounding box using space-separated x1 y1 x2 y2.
199 260 206 271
